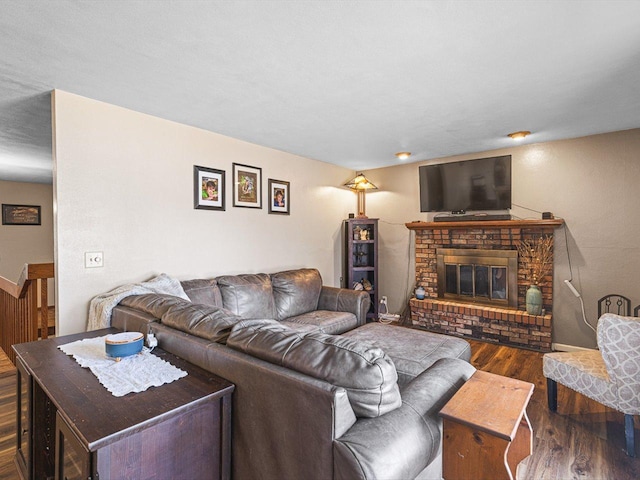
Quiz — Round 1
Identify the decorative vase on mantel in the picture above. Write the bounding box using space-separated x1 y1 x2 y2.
525 285 543 315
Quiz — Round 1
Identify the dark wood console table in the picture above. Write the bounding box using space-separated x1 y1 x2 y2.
14 328 234 480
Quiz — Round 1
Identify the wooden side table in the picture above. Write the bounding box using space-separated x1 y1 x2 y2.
14 328 234 480
439 370 534 480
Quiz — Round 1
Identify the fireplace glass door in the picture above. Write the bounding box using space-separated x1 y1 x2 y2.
475 266 489 298
437 249 517 307
492 267 507 299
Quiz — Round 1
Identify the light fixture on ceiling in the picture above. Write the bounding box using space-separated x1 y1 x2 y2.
344 173 378 218
507 131 531 141
395 152 411 160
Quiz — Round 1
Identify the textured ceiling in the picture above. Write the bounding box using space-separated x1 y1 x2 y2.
1 1 640 184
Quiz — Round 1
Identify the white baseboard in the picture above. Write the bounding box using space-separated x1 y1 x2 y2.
551 342 597 352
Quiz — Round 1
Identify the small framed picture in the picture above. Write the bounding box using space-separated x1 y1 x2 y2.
2 204 41 225
268 179 290 215
233 163 262 209
194 166 225 211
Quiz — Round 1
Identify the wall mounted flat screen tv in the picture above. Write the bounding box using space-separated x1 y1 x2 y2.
419 155 511 212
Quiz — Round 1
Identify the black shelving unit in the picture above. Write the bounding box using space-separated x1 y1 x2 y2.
344 218 378 321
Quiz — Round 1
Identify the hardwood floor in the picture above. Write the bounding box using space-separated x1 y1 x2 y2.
468 339 640 480
0 339 637 479
0 349 15 378
0 373 17 479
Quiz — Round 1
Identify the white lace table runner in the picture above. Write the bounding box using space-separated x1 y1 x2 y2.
58 336 187 397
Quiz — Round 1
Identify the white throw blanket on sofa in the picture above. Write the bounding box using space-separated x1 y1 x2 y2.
87 273 190 331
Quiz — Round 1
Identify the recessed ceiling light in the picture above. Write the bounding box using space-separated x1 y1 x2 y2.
507 131 531 140
395 152 411 160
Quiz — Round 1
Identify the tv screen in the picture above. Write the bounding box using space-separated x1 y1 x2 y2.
419 155 511 212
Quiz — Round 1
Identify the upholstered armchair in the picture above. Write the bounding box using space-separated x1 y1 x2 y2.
543 313 640 457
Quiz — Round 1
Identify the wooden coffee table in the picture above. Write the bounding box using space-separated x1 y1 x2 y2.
439 370 534 480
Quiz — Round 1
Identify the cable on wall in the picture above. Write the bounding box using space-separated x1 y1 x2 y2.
510 202 545 221
562 223 574 283
511 202 544 214
399 229 414 325
561 223 596 334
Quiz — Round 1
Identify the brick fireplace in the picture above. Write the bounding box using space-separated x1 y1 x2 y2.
406 219 564 352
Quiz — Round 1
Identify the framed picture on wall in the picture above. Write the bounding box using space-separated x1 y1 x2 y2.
232 163 262 209
194 165 225 211
2 204 41 225
268 179 290 215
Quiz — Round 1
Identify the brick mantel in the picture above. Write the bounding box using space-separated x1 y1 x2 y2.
406 218 564 351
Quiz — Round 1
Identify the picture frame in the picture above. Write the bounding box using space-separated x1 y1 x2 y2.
2 204 41 225
194 165 225 211
268 179 290 215
232 163 262 209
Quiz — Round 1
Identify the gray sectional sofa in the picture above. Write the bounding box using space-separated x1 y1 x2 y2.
111 268 475 480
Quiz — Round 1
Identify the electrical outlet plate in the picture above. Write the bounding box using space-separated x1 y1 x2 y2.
85 251 104 268
381 296 388 304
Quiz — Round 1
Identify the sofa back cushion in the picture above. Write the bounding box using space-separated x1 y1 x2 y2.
227 319 401 418
160 302 242 343
271 268 322 321
119 294 190 319
180 279 223 307
217 273 276 319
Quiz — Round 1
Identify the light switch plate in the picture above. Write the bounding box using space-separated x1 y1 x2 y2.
85 251 104 268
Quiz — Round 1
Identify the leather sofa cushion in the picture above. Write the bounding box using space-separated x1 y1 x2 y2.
217 273 276 319
228 319 401 418
119 294 190 319
286 310 358 335
160 302 243 343
271 268 322 320
342 323 471 386
181 278 223 307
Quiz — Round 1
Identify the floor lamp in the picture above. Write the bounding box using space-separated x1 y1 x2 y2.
344 173 377 218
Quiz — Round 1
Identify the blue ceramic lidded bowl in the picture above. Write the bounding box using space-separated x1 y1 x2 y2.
105 332 144 360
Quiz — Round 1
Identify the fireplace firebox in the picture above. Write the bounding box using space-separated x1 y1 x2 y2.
436 248 518 308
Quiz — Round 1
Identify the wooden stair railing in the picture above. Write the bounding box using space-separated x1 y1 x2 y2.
0 263 54 364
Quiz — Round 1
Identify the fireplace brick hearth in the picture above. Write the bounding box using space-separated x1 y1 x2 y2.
409 298 552 351
406 219 564 352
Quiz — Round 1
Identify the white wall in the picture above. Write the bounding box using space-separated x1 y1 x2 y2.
0 180 54 303
52 91 355 335
365 129 640 349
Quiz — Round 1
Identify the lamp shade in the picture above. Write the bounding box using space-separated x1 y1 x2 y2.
344 173 378 190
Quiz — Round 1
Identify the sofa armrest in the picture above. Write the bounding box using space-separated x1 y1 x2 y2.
333 358 475 480
318 286 370 326
112 293 194 335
